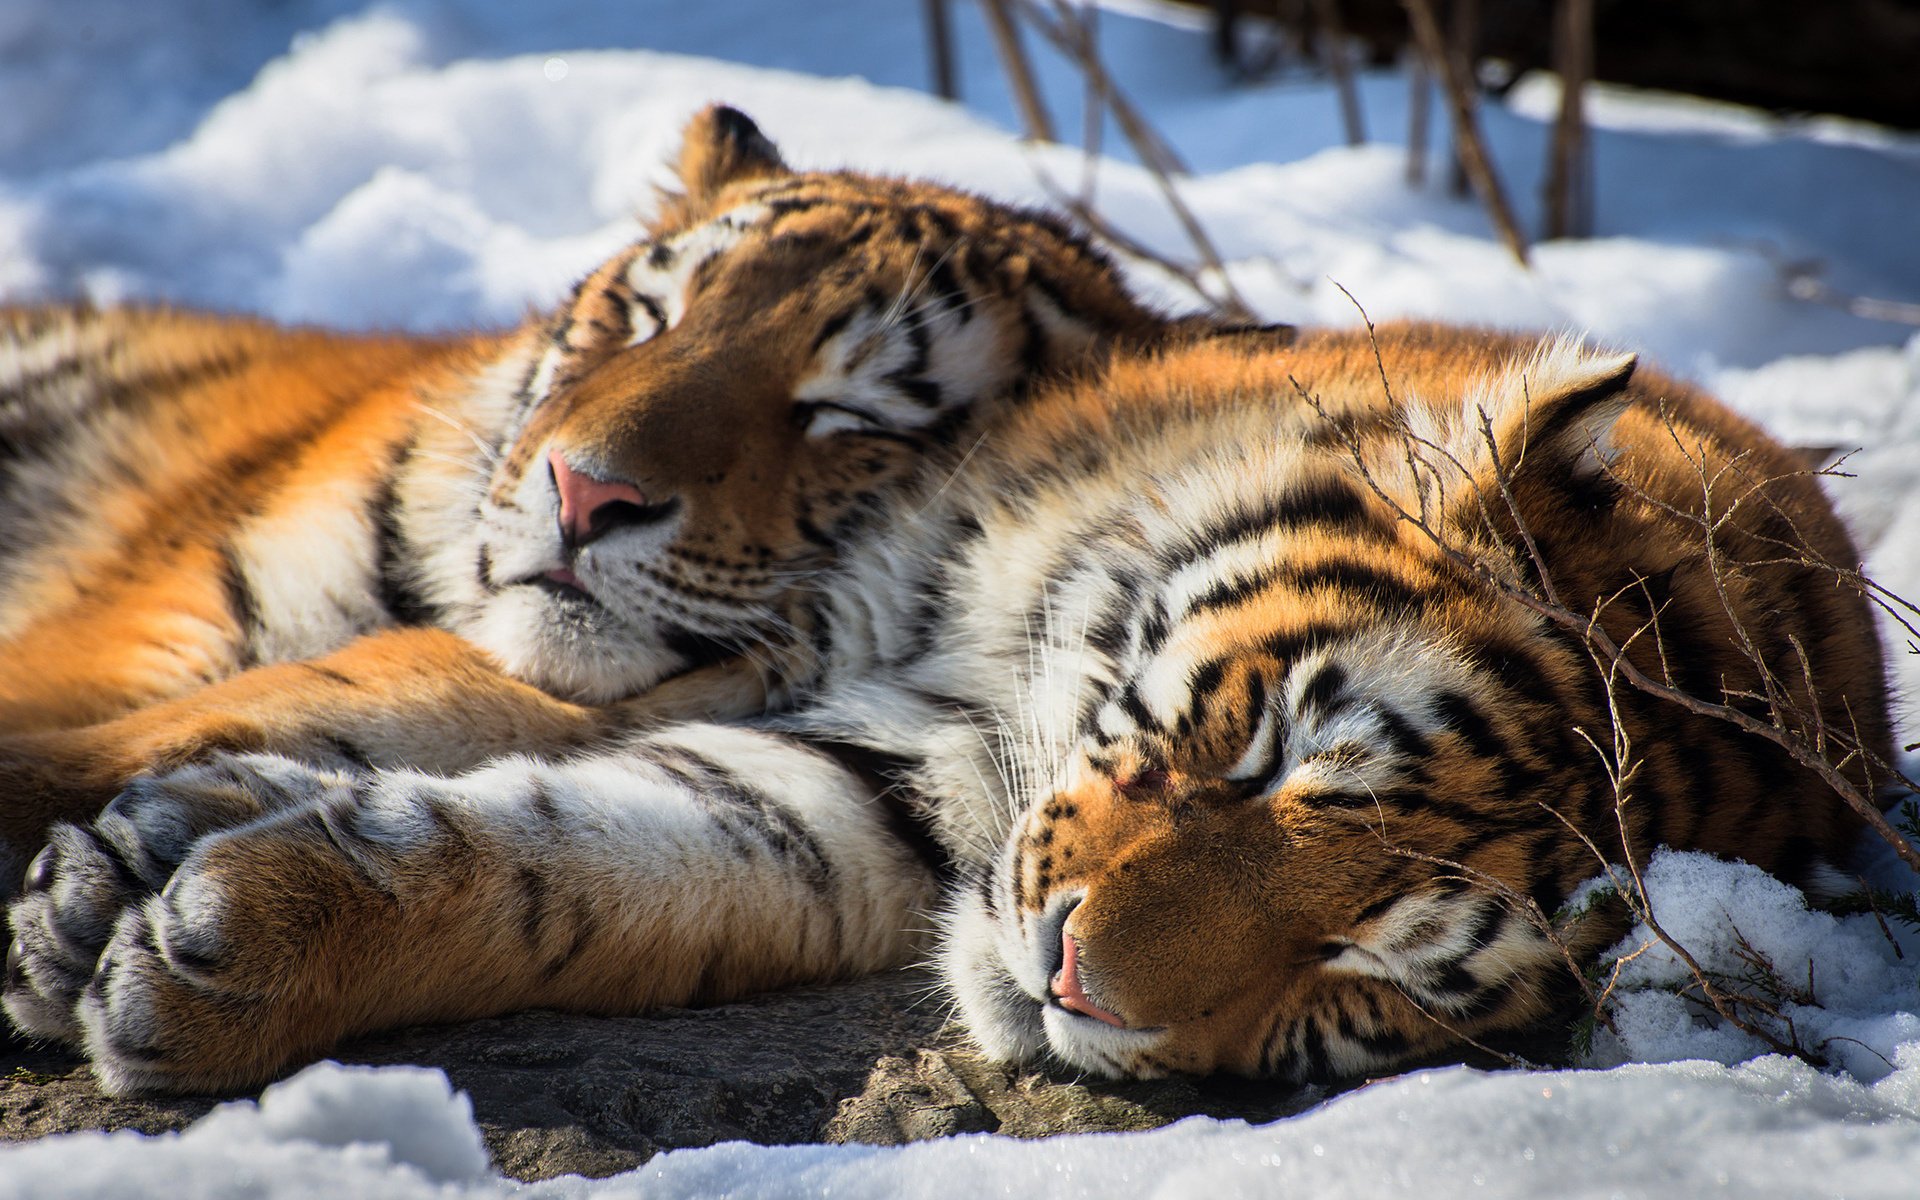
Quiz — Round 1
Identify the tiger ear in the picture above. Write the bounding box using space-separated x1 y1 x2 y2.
1496 346 1638 478
674 105 789 203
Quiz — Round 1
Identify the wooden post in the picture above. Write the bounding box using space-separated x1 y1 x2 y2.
1407 52 1430 186
1543 0 1594 239
980 0 1056 143
1209 0 1241 67
1445 0 1478 198
1402 0 1530 265
924 0 958 101
1310 0 1367 146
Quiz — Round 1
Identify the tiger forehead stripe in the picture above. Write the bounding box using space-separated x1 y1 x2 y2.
625 202 772 330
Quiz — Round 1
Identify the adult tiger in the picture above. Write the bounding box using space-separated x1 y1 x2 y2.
7 314 1887 1094
0 105 1186 887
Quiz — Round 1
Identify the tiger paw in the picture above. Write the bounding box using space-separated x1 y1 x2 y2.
3 754 349 1054
71 764 412 1093
72 862 289 1094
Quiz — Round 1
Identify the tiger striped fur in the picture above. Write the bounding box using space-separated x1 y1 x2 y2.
5 308 1885 1093
0 105 1179 885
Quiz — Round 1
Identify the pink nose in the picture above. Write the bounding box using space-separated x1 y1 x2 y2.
1051 929 1128 1028
548 449 650 546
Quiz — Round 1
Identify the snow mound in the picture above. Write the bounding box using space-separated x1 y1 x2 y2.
1586 852 1920 1084
0 1063 489 1200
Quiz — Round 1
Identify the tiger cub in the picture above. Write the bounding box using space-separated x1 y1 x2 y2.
7 317 1886 1094
0 105 1187 885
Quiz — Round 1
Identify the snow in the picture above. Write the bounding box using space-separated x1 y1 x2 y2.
4 0 1919 1194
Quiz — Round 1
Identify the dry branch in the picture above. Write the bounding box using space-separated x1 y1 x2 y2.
981 0 1057 142
924 0 959 101
1542 0 1594 239
1406 52 1431 187
1310 0 1368 146
1400 0 1530 265
1297 299 1919 1064
1325 300 1920 878
1017 0 1257 319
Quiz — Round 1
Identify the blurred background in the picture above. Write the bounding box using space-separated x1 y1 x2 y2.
2 0 1914 360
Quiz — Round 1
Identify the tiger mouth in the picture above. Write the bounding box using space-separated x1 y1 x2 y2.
529 570 604 609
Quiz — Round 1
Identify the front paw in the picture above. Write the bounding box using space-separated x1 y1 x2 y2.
4 754 346 1050
74 788 400 1095
5 798 183 1041
74 864 272 1094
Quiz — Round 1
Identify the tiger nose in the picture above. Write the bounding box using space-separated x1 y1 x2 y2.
548 449 658 547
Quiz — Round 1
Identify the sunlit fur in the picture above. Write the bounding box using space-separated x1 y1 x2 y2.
926 327 1889 1079
3 224 1885 1090
0 105 1174 877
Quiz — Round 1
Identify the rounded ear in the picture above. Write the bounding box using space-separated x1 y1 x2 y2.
675 105 789 204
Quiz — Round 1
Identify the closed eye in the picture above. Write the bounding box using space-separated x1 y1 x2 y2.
626 292 667 345
795 400 910 441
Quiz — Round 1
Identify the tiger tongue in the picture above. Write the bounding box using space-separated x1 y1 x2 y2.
1051 930 1128 1027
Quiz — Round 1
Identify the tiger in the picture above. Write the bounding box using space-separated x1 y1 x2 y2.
0 103 1191 892
6 302 1888 1093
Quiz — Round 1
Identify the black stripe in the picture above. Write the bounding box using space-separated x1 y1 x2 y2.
1155 478 1376 571
1375 706 1434 760
370 439 436 625
517 866 548 949
1334 1003 1409 1062
809 307 856 355
1297 664 1349 722
1187 658 1229 720
299 663 357 687
800 737 952 879
1432 690 1506 760
219 542 261 668
539 898 599 982
321 736 373 770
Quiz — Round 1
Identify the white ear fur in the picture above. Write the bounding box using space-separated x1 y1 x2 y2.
1395 340 1638 492
1522 346 1637 478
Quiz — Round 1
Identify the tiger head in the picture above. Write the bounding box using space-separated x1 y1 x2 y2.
942 330 1881 1082
466 105 1176 701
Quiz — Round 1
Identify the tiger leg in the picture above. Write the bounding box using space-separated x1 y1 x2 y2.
0 628 615 883
4 724 935 1095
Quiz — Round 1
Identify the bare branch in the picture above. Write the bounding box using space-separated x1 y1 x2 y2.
1309 0 1368 146
1400 0 1531 264
981 0 1056 143
1013 0 1257 320
1542 0 1594 239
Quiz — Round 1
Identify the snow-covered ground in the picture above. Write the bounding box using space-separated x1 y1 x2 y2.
3 1 1919 1195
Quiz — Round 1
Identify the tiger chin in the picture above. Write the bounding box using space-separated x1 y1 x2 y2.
0 104 1185 880
2 136 1887 1096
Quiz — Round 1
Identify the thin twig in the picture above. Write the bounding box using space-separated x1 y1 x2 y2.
1406 51 1430 187
923 0 959 101
981 0 1056 142
1298 303 1920 873
1400 0 1530 265
1018 0 1258 318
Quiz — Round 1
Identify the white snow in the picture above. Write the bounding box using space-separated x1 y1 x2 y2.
4 0 1919 1194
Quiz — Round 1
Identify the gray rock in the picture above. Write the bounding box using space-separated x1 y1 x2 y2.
1 967 1320 1182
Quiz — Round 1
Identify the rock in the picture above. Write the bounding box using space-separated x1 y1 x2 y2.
828 1039 1322 1147
0 967 1322 1182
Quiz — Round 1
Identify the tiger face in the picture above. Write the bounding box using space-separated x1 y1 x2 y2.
942 329 1886 1082
465 106 1167 701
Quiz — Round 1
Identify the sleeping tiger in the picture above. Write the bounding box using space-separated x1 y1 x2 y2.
0 104 1182 888
5 128 1888 1097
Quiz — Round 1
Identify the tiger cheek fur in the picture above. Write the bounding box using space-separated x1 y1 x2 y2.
461 113 1167 705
